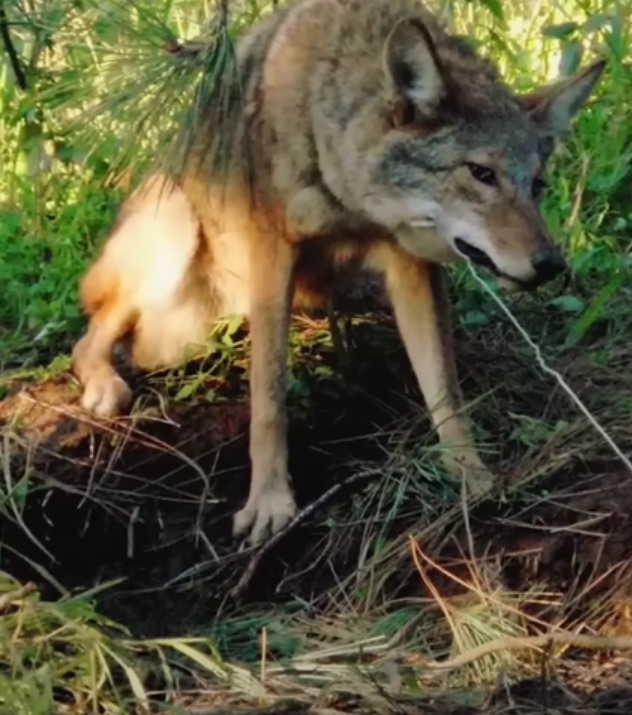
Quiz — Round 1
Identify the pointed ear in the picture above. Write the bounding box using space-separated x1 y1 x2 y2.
520 59 606 138
382 17 444 114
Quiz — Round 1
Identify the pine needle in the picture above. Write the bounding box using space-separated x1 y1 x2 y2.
36 0 246 186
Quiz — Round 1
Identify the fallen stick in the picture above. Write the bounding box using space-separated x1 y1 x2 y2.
418 631 632 673
230 468 379 599
0 582 36 613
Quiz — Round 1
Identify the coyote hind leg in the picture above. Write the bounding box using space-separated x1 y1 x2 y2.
71 293 135 418
72 174 207 419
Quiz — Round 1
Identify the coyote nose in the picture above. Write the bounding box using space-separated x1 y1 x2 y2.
532 244 566 282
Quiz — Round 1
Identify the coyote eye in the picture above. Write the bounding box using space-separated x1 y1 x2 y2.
532 177 546 199
467 163 497 187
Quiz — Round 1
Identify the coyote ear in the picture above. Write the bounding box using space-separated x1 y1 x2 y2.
520 59 606 138
383 17 444 113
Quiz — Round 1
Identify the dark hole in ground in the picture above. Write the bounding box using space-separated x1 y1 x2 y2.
2 315 442 634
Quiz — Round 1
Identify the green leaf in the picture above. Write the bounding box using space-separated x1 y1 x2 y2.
566 272 623 346
174 380 200 401
542 21 578 39
559 39 582 77
478 0 505 21
583 13 615 33
224 313 243 338
100 645 149 710
603 12 625 59
154 640 226 678
462 310 489 326
453 34 484 51
548 295 585 313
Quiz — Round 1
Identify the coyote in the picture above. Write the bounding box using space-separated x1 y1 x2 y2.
71 0 605 545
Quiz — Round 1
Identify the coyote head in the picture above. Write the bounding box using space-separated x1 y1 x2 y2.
328 16 605 291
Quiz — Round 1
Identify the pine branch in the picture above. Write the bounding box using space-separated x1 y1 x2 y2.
28 0 247 186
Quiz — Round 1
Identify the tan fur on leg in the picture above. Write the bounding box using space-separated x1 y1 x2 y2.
371 243 495 495
71 305 134 418
232 230 298 545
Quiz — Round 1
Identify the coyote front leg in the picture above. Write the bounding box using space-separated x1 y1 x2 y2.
382 248 496 495
233 232 298 546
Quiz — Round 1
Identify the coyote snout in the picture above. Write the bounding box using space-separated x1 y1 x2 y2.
459 237 566 290
528 242 567 286
442 163 571 290
452 202 568 291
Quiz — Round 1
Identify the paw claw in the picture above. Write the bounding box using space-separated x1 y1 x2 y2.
443 449 497 497
233 485 297 546
80 374 132 418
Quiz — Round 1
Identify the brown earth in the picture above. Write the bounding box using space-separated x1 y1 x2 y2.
1 311 632 713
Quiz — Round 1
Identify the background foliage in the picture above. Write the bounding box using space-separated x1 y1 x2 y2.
1 0 630 368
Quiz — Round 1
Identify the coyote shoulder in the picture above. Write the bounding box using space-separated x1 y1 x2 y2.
71 0 605 545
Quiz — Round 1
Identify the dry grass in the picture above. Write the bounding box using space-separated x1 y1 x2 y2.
1 290 632 713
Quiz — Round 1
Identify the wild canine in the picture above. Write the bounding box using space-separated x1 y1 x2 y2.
71 0 605 546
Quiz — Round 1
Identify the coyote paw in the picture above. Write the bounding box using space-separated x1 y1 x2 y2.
443 448 497 497
233 483 297 546
80 372 133 418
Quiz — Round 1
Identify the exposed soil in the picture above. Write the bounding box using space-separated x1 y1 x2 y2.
2 311 632 713
0 316 417 627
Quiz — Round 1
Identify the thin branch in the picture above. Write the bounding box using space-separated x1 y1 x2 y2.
0 582 36 613
230 468 380 598
417 631 632 673
0 0 27 90
162 38 207 57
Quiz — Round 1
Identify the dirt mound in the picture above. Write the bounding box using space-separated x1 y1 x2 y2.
1 354 632 631
1 316 632 697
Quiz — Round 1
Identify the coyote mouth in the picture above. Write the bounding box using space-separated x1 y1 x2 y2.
454 238 498 274
455 239 541 292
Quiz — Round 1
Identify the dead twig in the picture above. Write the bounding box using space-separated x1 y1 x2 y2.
230 468 380 599
0 582 36 613
417 631 632 673
162 39 208 57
